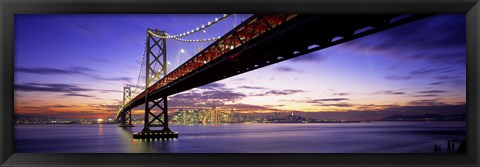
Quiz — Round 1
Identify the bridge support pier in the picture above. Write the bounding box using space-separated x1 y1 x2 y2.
134 96 178 139
118 86 134 127
133 28 177 140
118 109 134 127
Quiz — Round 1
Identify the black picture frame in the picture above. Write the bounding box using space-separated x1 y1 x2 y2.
1 0 479 166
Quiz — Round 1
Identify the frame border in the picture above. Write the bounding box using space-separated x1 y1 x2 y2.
1 0 479 167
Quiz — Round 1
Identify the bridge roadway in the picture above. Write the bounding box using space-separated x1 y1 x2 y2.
117 14 429 119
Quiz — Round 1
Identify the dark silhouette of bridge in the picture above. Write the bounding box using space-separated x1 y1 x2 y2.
115 14 430 139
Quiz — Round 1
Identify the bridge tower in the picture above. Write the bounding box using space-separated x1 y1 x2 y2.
133 28 177 139
118 86 134 127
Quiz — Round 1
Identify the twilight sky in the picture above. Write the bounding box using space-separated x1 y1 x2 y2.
14 14 466 120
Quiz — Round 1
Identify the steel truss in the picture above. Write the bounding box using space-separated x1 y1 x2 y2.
142 29 171 133
119 86 134 127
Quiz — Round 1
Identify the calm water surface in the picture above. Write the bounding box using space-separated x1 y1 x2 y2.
15 121 465 153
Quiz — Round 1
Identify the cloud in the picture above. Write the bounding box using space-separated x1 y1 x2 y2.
435 75 458 80
64 93 95 97
201 90 246 100
412 94 440 97
89 104 120 112
223 103 283 112
238 86 267 90
385 64 463 82
306 98 349 103
89 76 132 82
15 83 97 98
50 105 79 108
166 82 252 109
230 78 247 82
15 67 92 75
22 106 41 109
418 90 447 94
16 66 132 82
315 103 354 107
385 75 413 80
252 89 304 96
170 88 246 108
429 82 444 85
99 89 123 93
173 83 244 101
16 110 115 119
15 83 93 92
408 98 445 106
410 91 448 102
376 90 406 95
409 66 456 75
273 66 303 73
290 52 328 63
333 92 349 96
196 83 227 90
169 99 224 108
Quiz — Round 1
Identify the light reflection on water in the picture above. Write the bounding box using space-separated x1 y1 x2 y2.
14 121 465 153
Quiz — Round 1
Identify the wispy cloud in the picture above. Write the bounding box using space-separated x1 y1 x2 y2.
170 88 246 108
16 66 132 82
273 66 303 73
238 86 267 90
99 89 123 93
385 75 413 80
196 83 227 90
333 92 349 96
15 83 100 98
89 76 132 82
51 105 80 108
64 93 95 97
223 103 283 112
15 83 93 92
408 98 445 106
306 98 349 103
290 52 328 63
409 66 456 75
252 89 304 96
412 94 440 97
88 104 119 112
315 103 353 107
375 90 406 95
418 90 447 94
15 67 92 75
429 82 444 85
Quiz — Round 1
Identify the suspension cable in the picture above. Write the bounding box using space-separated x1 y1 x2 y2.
148 30 222 43
131 43 146 100
155 14 230 39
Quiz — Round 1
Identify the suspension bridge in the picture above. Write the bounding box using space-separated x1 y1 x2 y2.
115 14 430 140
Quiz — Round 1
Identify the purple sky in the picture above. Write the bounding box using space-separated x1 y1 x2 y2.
14 14 466 120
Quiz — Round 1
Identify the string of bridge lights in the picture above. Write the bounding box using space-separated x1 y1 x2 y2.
172 36 222 42
164 14 230 38
148 14 231 42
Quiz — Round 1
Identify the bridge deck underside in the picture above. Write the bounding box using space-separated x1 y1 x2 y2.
119 14 428 116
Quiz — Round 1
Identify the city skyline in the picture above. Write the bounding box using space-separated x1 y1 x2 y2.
14 14 466 120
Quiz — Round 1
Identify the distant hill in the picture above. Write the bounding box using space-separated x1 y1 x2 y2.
382 113 465 121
